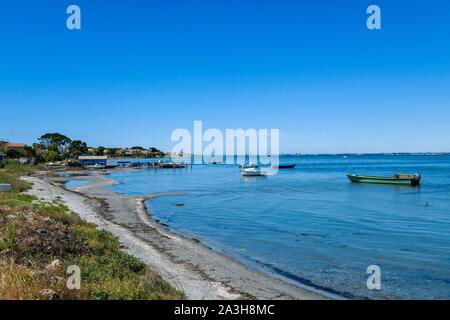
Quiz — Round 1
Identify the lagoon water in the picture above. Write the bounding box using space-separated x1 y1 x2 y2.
65 180 89 188
108 155 450 299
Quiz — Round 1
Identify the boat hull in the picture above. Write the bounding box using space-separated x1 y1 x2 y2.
241 168 266 176
273 164 296 169
347 174 421 186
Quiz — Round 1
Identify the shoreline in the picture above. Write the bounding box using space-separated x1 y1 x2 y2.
142 197 345 299
24 170 329 300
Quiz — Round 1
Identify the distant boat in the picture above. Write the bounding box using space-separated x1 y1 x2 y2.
347 173 421 186
241 168 266 177
273 164 296 169
152 161 186 168
47 162 66 167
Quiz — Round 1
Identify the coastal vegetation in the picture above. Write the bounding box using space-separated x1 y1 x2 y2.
1 133 166 164
0 163 184 300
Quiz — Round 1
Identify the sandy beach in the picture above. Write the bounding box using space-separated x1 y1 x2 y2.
22 170 326 300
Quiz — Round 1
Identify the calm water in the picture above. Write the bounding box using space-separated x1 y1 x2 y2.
65 180 90 188
108 155 450 299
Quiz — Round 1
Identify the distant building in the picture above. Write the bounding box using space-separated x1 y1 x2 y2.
130 148 145 156
119 148 132 156
6 143 28 155
78 155 108 167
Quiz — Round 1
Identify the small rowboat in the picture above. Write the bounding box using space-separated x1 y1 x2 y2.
273 164 296 169
347 173 421 186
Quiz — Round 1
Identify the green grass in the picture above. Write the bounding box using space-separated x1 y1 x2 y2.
69 224 181 299
0 223 18 251
0 164 184 300
0 162 34 196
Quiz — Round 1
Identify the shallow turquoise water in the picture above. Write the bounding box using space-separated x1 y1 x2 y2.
108 155 450 299
65 180 89 188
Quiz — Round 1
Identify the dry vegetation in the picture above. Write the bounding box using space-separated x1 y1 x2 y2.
0 162 184 300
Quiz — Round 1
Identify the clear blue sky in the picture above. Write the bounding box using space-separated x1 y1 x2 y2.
1 0 449 153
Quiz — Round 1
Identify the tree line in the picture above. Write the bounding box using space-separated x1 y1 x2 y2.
0 133 166 162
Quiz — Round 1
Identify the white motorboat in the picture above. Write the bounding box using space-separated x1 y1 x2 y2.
241 168 266 177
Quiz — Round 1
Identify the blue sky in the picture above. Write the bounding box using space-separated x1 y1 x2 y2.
1 0 449 153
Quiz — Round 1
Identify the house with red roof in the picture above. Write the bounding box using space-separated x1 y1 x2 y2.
5 143 28 155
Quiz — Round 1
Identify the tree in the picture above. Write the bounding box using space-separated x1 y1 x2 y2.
148 147 165 158
68 140 88 158
6 149 23 159
38 133 72 154
107 148 118 157
96 146 106 156
32 143 46 153
45 150 61 162
0 140 7 153
24 146 36 158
